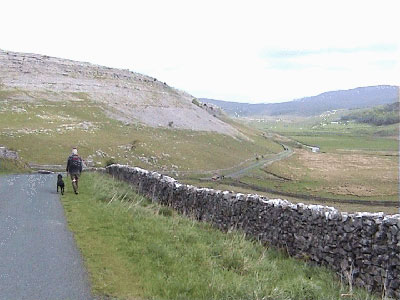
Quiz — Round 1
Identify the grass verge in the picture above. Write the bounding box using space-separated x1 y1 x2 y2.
61 173 375 300
0 158 31 175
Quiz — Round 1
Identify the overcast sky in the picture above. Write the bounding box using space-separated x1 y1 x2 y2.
1 0 399 103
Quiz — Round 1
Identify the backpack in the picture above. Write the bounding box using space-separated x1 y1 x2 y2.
70 155 82 168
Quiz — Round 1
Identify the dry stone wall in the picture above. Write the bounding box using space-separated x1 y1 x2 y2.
104 164 400 298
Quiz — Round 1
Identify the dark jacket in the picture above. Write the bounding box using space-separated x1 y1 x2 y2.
66 154 83 174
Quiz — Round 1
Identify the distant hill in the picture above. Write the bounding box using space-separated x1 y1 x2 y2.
201 86 399 117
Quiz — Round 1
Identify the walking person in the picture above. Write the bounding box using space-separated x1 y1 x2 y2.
66 147 83 194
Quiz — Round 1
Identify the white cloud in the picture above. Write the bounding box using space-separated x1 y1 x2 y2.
1 0 399 103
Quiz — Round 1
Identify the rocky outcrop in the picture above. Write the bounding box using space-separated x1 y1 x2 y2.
0 146 19 160
0 49 238 136
103 164 400 298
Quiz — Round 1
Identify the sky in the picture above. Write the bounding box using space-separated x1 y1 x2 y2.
1 0 399 103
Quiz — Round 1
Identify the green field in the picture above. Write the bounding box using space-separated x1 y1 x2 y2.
62 172 374 300
248 113 399 143
0 97 281 172
291 134 396 152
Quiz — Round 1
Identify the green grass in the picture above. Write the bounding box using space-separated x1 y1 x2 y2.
62 173 375 300
246 116 399 153
0 158 31 175
0 97 281 171
287 134 397 152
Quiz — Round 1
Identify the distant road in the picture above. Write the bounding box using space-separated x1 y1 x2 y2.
176 142 294 181
0 174 92 300
225 144 293 179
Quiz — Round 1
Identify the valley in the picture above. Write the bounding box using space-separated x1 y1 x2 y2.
2 2 399 298
186 115 399 214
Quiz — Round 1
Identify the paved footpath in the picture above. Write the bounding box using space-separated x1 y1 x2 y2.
0 174 93 300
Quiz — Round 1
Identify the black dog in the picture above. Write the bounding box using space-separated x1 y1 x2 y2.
57 174 65 195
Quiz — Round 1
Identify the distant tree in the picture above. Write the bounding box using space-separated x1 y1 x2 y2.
340 102 399 125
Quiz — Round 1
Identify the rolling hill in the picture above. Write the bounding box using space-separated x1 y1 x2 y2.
202 85 399 117
0 49 237 136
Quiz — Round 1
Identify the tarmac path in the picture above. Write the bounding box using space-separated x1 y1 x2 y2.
224 143 293 179
0 173 92 300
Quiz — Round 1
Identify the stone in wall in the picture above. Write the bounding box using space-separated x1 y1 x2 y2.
103 164 400 299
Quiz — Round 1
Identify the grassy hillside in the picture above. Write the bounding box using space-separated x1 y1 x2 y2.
62 173 374 300
341 102 399 126
0 97 282 172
